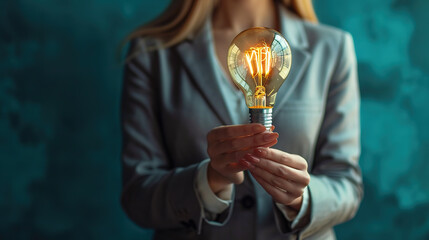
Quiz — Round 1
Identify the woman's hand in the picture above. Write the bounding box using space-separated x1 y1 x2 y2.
206 124 278 194
243 147 310 211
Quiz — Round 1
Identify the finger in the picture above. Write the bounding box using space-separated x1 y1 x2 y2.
248 163 304 197
223 150 248 161
254 157 310 185
230 139 277 152
253 147 308 170
212 149 254 166
251 172 296 205
207 124 266 142
213 132 279 154
259 139 277 148
238 158 256 169
242 153 260 164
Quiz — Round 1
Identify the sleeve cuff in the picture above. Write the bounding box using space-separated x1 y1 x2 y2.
275 187 310 228
196 159 233 214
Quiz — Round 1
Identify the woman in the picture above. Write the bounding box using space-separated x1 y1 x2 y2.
120 0 363 239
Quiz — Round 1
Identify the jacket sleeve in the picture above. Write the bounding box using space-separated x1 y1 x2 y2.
301 32 363 237
120 41 206 233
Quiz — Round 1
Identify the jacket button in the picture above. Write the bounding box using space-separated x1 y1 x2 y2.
241 195 255 209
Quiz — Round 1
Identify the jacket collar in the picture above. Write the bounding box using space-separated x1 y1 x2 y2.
175 17 234 125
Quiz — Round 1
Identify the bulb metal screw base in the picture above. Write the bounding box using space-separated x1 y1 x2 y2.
249 108 273 131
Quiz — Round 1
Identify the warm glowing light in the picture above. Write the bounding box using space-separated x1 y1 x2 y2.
244 45 272 107
244 45 272 80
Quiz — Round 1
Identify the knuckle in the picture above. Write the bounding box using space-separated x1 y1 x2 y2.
303 174 310 185
276 166 288 178
302 160 308 170
294 154 307 169
279 154 290 165
299 158 308 169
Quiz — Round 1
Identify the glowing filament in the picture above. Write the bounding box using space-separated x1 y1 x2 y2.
244 45 272 108
245 46 272 82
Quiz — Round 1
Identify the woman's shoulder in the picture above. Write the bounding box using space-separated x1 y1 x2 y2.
301 20 353 50
128 36 164 53
280 6 353 53
124 36 166 72
126 36 163 60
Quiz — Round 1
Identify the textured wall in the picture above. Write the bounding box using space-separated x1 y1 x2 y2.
315 0 429 239
1 0 428 239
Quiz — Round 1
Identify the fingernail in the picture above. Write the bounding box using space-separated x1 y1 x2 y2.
254 148 267 157
263 133 278 141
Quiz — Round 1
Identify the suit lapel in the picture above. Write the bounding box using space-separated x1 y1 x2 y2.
273 6 312 118
174 21 233 125
273 48 311 116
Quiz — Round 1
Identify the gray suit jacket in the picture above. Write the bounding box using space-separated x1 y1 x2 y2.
120 6 363 240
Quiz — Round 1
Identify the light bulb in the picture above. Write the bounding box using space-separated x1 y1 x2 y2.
227 27 292 130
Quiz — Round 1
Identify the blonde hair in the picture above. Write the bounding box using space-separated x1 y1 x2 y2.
126 0 317 49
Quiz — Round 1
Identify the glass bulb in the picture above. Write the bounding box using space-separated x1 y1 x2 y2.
227 27 292 129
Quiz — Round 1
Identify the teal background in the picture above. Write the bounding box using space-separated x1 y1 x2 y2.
1 0 428 239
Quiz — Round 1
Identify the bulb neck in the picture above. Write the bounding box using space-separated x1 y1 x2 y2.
249 108 272 131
